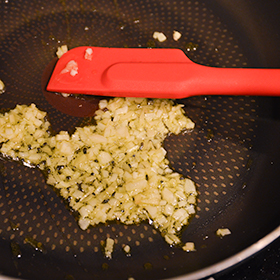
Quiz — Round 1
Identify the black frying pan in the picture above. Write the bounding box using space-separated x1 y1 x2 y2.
1 1 280 279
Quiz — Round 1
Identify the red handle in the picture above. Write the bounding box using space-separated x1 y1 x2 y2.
47 46 280 98
103 62 280 98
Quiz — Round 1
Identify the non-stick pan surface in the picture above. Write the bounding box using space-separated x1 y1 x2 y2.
1 1 280 279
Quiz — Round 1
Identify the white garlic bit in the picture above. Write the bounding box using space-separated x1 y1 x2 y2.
0 79 5 94
173 30 182 41
104 237 115 259
56 45 68 58
182 242 196 252
216 228 231 237
123 244 131 254
84 47 93 61
61 93 70 98
153 31 167 42
60 60 78 77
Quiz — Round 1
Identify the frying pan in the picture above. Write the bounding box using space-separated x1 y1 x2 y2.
0 0 280 279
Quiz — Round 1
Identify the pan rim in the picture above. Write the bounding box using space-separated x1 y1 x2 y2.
169 225 280 280
0 226 279 280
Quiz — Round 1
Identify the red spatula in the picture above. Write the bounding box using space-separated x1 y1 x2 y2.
46 46 280 99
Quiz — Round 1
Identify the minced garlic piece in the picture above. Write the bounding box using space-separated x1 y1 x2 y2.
173 30 182 41
104 237 115 259
182 242 196 252
216 228 231 237
84 47 93 60
123 244 131 255
61 93 70 98
0 79 5 94
60 60 78 76
56 45 68 58
153 31 167 42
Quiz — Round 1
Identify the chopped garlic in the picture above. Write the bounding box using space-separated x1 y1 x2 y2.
173 30 182 41
164 233 181 245
123 244 131 254
104 237 115 259
153 31 167 42
60 60 78 76
56 45 68 58
84 47 93 60
182 242 196 252
0 79 5 94
61 93 70 98
99 99 108 110
216 228 231 237
0 98 196 247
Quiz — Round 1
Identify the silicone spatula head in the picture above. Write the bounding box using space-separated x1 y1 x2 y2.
46 46 280 99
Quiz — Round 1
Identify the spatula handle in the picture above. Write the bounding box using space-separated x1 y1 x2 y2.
104 62 280 98
47 46 280 98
